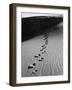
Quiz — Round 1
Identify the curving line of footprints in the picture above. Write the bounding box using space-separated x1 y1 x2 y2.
27 33 49 75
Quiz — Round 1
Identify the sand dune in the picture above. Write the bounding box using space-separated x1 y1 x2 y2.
21 23 63 77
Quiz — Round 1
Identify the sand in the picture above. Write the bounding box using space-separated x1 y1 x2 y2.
21 23 63 77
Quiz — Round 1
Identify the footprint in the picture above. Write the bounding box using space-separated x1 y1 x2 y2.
41 57 44 60
42 50 46 54
45 40 48 45
32 71 36 74
28 65 34 69
38 54 41 56
33 63 36 66
32 70 38 74
41 44 46 47
38 59 42 61
43 37 48 40
38 57 44 61
40 46 46 51
35 69 37 72
34 55 39 58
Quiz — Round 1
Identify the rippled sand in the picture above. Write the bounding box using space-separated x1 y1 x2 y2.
21 23 63 77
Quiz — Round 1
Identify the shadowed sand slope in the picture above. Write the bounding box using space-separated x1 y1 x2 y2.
22 16 63 41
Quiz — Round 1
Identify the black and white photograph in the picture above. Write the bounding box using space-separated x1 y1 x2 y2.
21 13 63 77
9 3 70 86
